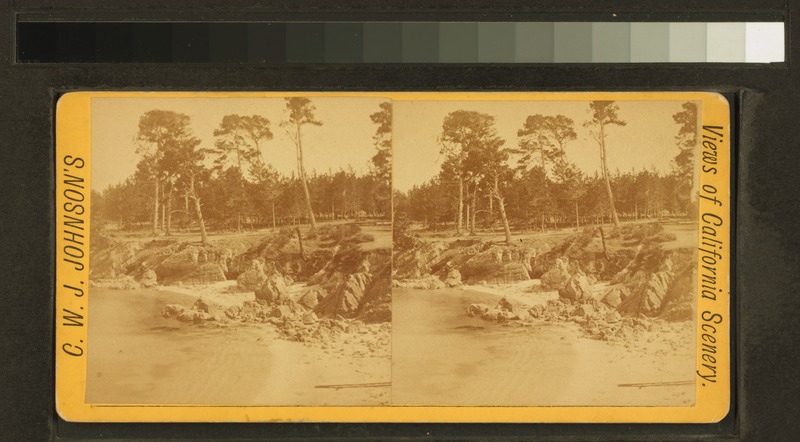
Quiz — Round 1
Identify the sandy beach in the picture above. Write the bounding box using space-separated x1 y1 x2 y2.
392 287 695 406
86 288 390 405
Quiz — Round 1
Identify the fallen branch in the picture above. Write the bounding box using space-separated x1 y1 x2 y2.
314 382 391 389
617 380 694 388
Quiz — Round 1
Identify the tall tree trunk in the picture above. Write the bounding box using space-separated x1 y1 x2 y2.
465 202 471 236
271 201 277 230
456 177 463 234
575 199 580 228
152 177 160 235
160 199 166 234
296 124 317 229
165 184 173 236
189 175 208 246
470 186 477 235
599 124 621 228
295 227 307 261
494 176 512 245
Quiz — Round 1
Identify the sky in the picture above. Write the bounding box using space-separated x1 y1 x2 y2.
392 99 696 192
91 96 386 192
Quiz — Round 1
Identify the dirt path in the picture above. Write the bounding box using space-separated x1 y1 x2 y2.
392 288 695 406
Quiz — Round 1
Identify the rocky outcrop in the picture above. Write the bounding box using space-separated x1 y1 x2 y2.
601 285 629 308
236 259 269 290
392 242 450 280
140 269 158 287
444 268 462 287
618 271 673 316
466 297 530 322
558 273 592 302
192 298 225 319
89 234 143 280
458 246 532 284
255 274 289 303
90 234 237 287
162 298 225 324
658 263 696 322
298 287 326 309
314 272 371 318
467 304 491 317
530 227 636 282
354 262 392 323
155 246 228 285
540 258 570 289
613 245 693 319
393 239 543 286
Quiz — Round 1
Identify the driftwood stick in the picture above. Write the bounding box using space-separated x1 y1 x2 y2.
315 382 391 389
617 380 694 388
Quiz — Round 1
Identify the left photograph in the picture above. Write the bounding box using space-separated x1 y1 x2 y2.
85 96 392 405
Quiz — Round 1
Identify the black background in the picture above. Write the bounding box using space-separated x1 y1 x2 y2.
1 0 798 440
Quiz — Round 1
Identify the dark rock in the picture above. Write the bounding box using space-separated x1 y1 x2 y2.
602 285 629 308
315 272 370 318
541 258 571 289
193 311 215 323
467 304 491 316
156 246 227 285
455 245 532 284
162 304 185 318
237 259 269 291
240 300 266 320
271 305 293 318
500 310 521 320
302 312 319 325
298 287 326 309
496 297 522 314
355 261 392 324
618 271 673 317
444 268 462 287
140 269 158 288
178 310 200 322
659 264 696 322
482 309 502 321
192 298 225 319
255 274 289 304
224 305 242 320
545 299 568 315
528 304 545 318
559 273 592 301
392 242 448 280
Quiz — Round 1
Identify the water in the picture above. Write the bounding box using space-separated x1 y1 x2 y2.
86 288 274 404
391 288 694 406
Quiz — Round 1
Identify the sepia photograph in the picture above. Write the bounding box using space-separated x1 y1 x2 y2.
392 98 699 406
85 96 392 405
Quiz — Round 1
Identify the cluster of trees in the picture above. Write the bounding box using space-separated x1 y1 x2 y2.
92 98 392 244
394 101 698 243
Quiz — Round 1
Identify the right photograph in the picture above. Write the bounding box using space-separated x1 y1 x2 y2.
391 98 699 406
